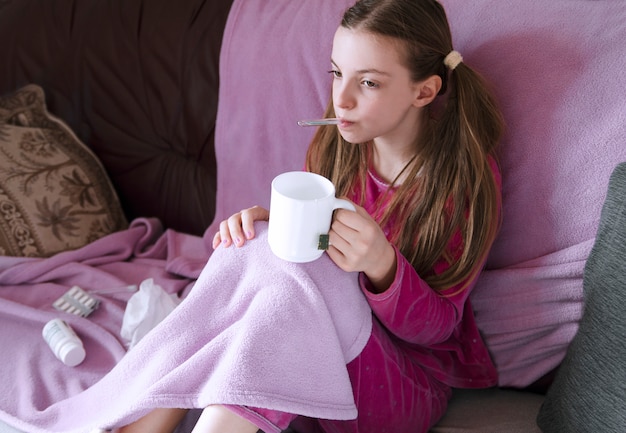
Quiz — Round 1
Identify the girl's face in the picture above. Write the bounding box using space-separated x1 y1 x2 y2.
330 26 424 150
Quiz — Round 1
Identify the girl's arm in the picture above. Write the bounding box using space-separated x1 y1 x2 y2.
360 244 479 347
365 157 501 346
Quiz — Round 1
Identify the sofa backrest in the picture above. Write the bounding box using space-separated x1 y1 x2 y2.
211 0 626 388
0 0 234 236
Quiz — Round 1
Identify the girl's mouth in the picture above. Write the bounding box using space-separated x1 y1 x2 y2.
338 118 354 128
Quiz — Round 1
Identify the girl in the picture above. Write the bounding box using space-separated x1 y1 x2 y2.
120 0 503 431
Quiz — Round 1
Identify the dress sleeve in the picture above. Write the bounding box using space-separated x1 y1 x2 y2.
360 247 476 346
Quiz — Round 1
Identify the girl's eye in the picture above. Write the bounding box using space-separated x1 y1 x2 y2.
362 80 378 89
328 69 342 79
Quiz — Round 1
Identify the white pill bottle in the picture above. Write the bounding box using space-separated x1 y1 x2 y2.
42 318 86 367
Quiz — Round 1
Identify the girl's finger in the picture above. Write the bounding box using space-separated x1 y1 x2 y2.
212 231 222 250
240 210 256 240
241 206 270 239
227 213 246 246
218 219 234 247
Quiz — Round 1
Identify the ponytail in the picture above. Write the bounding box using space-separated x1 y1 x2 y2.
419 57 504 290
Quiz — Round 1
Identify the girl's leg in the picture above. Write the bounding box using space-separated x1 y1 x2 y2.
118 408 189 433
313 320 451 433
191 405 259 433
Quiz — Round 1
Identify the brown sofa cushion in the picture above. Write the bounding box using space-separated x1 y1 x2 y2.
431 388 543 433
0 0 234 236
0 84 127 257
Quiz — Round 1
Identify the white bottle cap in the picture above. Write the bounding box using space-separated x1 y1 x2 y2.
58 341 86 367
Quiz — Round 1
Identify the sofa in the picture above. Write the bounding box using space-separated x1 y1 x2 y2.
0 0 625 432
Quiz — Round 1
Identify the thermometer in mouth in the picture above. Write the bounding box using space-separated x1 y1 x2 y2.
297 118 341 127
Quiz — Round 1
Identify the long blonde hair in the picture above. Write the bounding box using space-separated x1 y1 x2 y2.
306 0 504 291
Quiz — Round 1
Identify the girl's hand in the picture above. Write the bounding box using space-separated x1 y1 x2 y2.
326 204 397 293
212 206 269 250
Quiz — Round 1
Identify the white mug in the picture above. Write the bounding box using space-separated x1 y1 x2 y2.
268 171 355 263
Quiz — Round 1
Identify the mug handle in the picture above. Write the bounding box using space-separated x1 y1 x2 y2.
332 198 356 212
317 198 356 250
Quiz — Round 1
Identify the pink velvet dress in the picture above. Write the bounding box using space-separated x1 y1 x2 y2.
229 162 500 433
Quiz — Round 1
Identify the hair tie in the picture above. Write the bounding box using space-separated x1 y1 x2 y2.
444 50 463 71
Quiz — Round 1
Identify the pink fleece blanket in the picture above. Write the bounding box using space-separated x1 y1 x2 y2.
0 218 206 432
0 221 371 433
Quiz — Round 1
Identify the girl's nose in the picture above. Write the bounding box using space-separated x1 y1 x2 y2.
333 81 355 110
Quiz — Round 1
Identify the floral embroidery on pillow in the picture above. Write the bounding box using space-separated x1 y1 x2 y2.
0 85 128 257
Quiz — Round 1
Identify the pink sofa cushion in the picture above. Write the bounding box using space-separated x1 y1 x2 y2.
441 0 626 386
211 0 626 387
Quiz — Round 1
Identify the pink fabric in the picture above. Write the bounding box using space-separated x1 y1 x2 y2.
229 325 452 433
439 0 626 386
212 0 626 388
355 166 499 389
0 222 372 433
0 218 208 433
205 0 354 237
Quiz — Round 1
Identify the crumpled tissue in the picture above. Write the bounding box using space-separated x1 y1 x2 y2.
121 278 180 349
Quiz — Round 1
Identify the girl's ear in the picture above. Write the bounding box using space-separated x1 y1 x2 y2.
413 75 442 108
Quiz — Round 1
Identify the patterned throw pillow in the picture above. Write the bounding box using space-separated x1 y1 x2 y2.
0 84 128 257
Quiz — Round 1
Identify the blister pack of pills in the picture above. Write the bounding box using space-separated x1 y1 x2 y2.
53 286 100 317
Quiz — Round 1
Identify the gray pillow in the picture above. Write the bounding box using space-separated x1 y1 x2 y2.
536 162 626 432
